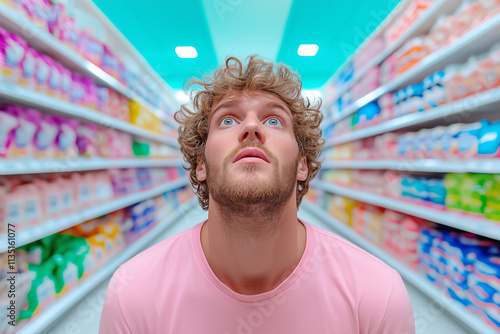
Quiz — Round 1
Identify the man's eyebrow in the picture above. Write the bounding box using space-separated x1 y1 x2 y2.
264 101 290 115
212 100 238 116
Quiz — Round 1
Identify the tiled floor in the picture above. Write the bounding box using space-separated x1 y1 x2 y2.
47 204 466 334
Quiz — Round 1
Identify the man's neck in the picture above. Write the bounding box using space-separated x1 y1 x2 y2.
200 198 306 295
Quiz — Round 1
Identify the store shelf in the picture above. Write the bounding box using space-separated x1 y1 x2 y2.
0 84 179 148
0 1 176 126
324 86 500 147
311 180 500 241
15 196 198 334
322 159 500 174
323 14 500 128
0 158 183 175
301 200 496 334
0 178 190 253
328 0 460 105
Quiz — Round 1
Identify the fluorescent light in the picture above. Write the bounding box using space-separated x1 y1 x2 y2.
175 91 190 103
175 46 198 58
297 44 319 56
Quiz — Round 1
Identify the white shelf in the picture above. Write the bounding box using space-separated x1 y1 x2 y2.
323 14 500 128
15 196 198 334
311 180 500 241
0 179 190 252
325 86 500 147
0 158 183 175
0 84 179 147
301 200 496 334
328 0 460 105
0 1 177 126
322 159 500 174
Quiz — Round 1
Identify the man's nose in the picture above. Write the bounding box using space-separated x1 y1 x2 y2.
238 114 266 144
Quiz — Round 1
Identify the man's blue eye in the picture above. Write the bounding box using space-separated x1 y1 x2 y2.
220 118 235 126
265 118 282 126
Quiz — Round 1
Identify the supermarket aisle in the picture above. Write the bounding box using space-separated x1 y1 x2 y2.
298 206 469 334
49 204 208 334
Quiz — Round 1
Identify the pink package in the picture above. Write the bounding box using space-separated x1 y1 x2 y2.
354 37 385 70
35 114 58 158
380 53 397 84
0 30 27 84
57 63 72 101
58 176 76 215
58 16 81 51
379 94 395 121
72 172 95 208
9 106 39 158
383 171 402 199
46 59 63 98
35 54 51 92
97 86 110 113
76 123 98 157
80 77 98 110
47 2 64 37
0 107 19 158
53 116 78 158
80 35 104 67
4 181 27 229
70 73 86 105
16 182 43 227
118 132 133 158
22 0 49 30
94 171 114 202
102 45 120 80
33 177 59 219
18 46 38 89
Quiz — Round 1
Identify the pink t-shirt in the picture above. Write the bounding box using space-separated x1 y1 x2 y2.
100 220 415 333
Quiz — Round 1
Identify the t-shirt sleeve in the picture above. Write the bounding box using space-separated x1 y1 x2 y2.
99 270 133 334
376 271 415 334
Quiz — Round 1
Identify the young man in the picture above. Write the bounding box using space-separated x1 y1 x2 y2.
99 56 415 333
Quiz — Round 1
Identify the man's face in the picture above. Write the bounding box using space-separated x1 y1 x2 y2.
196 90 308 208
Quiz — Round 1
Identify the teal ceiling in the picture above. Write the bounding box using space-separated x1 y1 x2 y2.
92 0 401 91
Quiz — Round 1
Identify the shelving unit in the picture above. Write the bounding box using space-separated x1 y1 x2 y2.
0 1 178 127
0 158 183 175
15 196 198 334
311 180 500 241
324 86 500 147
323 14 500 129
301 200 496 334
322 159 500 174
327 0 461 106
0 84 179 147
0 179 190 252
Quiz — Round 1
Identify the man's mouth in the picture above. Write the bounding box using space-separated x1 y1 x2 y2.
233 148 270 163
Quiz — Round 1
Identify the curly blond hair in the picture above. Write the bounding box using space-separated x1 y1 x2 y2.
174 55 325 210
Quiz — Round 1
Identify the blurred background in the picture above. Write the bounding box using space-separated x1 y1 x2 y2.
1 0 500 333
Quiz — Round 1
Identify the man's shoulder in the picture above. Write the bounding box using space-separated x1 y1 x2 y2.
307 222 398 277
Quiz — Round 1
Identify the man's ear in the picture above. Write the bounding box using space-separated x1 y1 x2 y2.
196 156 207 181
297 156 308 181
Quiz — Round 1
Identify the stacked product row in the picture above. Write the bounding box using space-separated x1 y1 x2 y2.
0 25 173 138
0 167 186 232
327 0 500 119
0 104 179 159
305 189 500 330
0 185 193 332
1 0 173 113
327 41 500 138
320 169 500 222
325 118 500 160
327 0 435 98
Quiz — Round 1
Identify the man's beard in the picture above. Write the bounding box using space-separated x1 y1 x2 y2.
205 143 299 239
